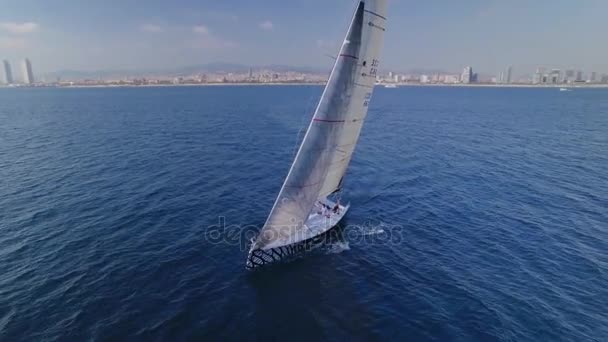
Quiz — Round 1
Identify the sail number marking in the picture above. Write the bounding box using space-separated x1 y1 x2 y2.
362 59 379 106
363 92 372 107
367 59 380 78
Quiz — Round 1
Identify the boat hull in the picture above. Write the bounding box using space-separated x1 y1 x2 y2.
246 201 349 270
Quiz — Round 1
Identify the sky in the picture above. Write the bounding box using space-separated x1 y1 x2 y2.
1 0 607 77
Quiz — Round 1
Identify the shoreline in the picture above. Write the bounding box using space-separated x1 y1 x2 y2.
393 83 608 89
0 82 325 89
1 82 608 89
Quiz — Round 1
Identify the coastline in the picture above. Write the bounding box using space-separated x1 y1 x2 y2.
1 82 608 89
393 83 608 89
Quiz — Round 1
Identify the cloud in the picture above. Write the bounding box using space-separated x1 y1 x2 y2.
0 22 39 34
189 25 236 49
140 24 163 33
192 25 210 35
259 21 274 31
0 37 27 49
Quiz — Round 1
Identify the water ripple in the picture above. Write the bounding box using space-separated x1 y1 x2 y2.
0 86 607 341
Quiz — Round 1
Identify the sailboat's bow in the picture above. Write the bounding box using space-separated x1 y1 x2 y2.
246 201 350 270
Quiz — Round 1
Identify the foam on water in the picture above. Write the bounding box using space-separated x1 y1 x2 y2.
356 223 388 236
325 241 351 254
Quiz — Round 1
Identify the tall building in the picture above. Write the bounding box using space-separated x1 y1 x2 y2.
589 72 597 82
498 66 513 84
2 60 13 84
21 58 34 84
505 66 512 84
575 70 583 82
461 66 473 84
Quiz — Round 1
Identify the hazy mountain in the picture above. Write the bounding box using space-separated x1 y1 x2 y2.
175 63 327 75
44 63 329 81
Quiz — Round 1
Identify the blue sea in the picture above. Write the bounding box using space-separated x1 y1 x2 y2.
0 85 607 341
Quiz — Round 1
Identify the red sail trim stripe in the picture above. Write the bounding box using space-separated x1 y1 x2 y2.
364 10 387 20
339 54 359 60
313 118 346 123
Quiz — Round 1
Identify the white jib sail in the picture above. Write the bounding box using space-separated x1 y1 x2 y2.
253 0 387 250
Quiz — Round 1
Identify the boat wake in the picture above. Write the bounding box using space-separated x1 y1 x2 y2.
360 226 386 236
321 222 390 255
324 241 351 254
349 222 389 236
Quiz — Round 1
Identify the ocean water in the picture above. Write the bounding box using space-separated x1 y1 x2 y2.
0 85 607 341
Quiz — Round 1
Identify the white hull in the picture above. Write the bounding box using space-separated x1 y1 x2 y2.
246 199 349 269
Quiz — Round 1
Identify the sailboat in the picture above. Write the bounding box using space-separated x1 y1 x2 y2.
246 0 388 269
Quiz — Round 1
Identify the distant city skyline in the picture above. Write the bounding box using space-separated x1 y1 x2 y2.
1 0 608 75
1 57 605 84
2 57 606 88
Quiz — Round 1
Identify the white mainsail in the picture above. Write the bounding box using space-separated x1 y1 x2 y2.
252 0 387 251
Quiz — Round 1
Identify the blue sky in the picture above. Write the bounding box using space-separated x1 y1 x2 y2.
1 0 607 76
